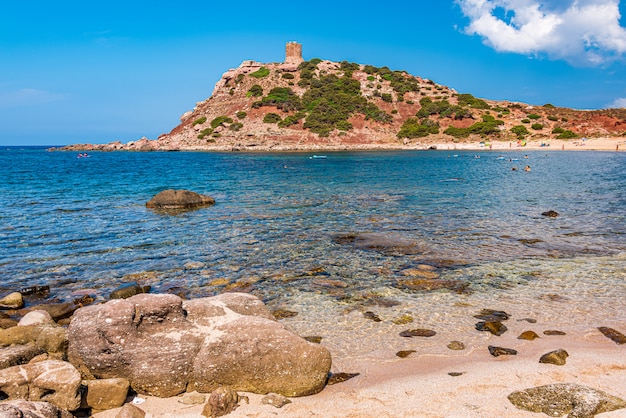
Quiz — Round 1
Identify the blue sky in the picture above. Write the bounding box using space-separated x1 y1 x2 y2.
2 0 626 146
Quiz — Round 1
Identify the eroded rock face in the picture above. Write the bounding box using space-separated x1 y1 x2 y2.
508 383 626 418
67 293 331 398
0 360 82 411
145 189 215 211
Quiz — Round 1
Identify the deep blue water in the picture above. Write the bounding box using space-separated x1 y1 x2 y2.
1 148 625 305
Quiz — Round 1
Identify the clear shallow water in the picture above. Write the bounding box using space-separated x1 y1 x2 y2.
1 148 625 353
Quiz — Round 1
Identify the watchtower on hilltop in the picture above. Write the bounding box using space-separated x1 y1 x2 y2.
285 42 303 65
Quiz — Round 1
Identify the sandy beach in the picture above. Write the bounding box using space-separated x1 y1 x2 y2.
93 331 625 417
426 137 625 152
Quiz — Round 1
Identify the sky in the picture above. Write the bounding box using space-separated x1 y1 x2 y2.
2 0 626 146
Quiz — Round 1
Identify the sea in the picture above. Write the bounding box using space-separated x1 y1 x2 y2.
1 147 625 357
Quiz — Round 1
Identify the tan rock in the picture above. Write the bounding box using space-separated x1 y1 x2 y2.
0 292 24 309
82 378 130 410
0 360 82 411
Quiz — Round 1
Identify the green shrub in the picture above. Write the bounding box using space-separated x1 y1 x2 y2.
192 116 207 126
406 100 414 105
561 117 569 122
552 127 565 134
263 113 282 123
250 66 270 78
543 103 556 108
253 87 301 112
236 111 247 119
247 85 263 97
527 113 541 120
278 112 305 128
197 128 214 139
511 125 529 138
397 117 439 138
236 74 245 84
531 123 544 130
281 73 295 79
521 119 530 124
391 109 398 114
557 130 577 139
367 75 375 81
210 116 233 129
547 115 558 121
382 93 393 103
457 93 490 109
229 122 243 131
443 126 470 138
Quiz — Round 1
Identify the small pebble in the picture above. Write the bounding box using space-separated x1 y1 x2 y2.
518 331 540 340
447 341 465 350
396 350 416 358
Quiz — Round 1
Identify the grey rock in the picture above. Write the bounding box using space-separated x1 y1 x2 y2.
508 383 626 417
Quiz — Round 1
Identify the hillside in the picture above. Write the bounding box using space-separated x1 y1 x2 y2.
60 43 626 151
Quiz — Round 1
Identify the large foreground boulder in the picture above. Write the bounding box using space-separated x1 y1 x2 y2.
145 189 215 211
67 293 331 397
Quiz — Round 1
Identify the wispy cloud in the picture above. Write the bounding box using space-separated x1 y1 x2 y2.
0 88 65 108
456 0 626 66
606 97 626 108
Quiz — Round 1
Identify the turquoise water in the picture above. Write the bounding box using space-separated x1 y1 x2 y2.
1 148 625 347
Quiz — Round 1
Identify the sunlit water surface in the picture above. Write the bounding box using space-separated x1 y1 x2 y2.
1 148 624 357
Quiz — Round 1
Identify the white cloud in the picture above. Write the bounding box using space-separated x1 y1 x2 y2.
0 88 65 108
456 0 626 65
606 97 626 108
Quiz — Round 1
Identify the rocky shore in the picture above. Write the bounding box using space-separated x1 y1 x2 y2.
1 281 625 417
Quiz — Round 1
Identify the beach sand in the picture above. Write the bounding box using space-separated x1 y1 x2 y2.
428 137 625 152
92 326 626 417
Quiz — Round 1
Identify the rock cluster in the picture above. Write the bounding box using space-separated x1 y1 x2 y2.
0 291 333 416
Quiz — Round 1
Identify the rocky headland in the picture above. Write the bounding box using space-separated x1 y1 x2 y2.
55 42 626 153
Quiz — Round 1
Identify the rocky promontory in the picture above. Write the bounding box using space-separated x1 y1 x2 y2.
55 42 626 152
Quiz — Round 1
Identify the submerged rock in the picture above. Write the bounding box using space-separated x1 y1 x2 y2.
597 326 626 344
326 372 360 385
331 232 421 255
447 341 465 351
395 278 469 294
518 330 540 340
399 328 436 337
363 311 382 322
539 349 569 366
146 189 215 211
543 330 566 336
474 309 510 322
475 321 508 336
488 345 517 357
508 383 626 418
396 350 416 358
541 210 559 218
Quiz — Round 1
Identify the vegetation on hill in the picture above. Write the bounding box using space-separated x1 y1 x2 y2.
179 55 626 147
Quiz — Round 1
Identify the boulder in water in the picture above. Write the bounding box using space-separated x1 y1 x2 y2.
146 189 215 211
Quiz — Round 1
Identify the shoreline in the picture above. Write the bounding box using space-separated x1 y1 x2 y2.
50 137 626 153
93 330 626 417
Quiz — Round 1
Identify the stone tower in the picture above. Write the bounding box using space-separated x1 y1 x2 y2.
285 42 303 65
